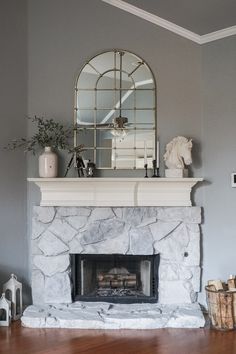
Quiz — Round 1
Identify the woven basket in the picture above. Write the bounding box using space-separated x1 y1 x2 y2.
205 285 236 330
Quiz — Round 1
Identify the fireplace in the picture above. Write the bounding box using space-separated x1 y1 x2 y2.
23 178 205 329
22 205 205 329
71 254 159 303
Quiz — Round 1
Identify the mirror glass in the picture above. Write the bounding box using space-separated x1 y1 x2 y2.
75 49 157 169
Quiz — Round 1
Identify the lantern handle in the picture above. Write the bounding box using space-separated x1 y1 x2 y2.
11 274 17 280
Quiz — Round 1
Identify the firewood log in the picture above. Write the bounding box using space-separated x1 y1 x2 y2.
227 277 236 290
124 280 137 288
208 280 223 291
206 286 218 327
219 292 234 330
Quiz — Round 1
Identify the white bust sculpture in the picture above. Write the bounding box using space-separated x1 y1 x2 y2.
163 136 192 177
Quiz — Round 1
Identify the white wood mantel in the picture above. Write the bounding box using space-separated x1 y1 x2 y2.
28 177 203 207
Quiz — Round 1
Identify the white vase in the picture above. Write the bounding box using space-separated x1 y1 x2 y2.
39 147 58 178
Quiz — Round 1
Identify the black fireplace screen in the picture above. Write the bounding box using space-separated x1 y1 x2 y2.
71 254 159 303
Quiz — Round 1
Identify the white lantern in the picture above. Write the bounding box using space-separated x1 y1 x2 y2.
3 274 22 320
0 293 11 326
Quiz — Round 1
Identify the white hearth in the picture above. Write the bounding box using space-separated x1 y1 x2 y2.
22 302 204 329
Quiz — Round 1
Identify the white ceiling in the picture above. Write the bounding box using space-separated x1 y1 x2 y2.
125 0 236 35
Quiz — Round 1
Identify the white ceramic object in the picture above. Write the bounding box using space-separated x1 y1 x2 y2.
164 136 192 169
0 293 11 326
39 147 58 178
3 274 22 321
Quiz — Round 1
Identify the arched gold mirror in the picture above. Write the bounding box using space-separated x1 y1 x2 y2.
74 49 158 170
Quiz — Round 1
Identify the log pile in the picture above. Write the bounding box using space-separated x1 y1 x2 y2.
97 267 137 289
206 276 236 330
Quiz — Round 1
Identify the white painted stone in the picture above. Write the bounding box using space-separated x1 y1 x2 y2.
33 255 70 276
154 224 189 262
77 208 92 217
32 219 47 239
129 227 153 255
189 266 201 292
66 216 87 230
81 243 98 254
38 230 69 256
21 302 205 329
121 208 157 227
100 219 125 240
166 303 205 328
56 207 91 218
80 222 104 245
89 229 130 254
32 270 45 304
68 238 84 254
186 223 200 233
57 207 79 217
44 273 72 303
184 229 200 266
137 217 157 228
159 262 192 281
31 239 43 256
48 218 77 243
34 206 56 223
89 208 114 222
112 208 123 219
150 221 181 242
31 206 202 307
158 207 201 224
159 280 193 304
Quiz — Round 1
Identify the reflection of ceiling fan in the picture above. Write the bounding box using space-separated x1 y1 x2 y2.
77 51 130 136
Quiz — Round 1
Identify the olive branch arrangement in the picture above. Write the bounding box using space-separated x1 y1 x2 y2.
5 116 84 155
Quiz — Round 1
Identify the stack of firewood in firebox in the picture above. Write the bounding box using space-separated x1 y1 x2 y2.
97 267 137 289
206 276 236 330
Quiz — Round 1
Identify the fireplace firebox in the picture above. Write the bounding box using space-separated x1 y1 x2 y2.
71 254 159 303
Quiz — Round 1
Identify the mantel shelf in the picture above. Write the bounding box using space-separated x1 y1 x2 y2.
28 177 203 207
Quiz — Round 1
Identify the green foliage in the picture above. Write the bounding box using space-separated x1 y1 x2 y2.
5 116 74 154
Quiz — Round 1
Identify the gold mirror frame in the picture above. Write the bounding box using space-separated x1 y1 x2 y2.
74 49 158 170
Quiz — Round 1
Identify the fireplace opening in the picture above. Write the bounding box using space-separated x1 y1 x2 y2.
71 254 159 303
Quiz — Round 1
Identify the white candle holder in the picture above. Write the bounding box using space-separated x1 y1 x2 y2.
0 293 11 326
3 274 22 320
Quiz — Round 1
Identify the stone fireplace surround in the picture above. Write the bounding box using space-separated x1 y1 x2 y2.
21 205 205 329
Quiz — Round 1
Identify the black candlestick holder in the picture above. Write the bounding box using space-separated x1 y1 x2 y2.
152 159 159 178
144 163 148 178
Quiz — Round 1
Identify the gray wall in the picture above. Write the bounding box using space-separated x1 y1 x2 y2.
27 0 202 176
3 0 235 305
200 36 236 303
0 0 28 302
27 0 203 302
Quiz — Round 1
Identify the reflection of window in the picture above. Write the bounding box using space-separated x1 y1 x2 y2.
112 133 155 169
75 50 157 169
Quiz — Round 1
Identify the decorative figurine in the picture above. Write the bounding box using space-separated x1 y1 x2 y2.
64 145 85 177
0 293 11 326
86 160 96 177
3 274 22 320
163 136 192 177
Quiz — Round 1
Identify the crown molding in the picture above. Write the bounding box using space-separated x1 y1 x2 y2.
102 0 201 44
102 0 236 45
200 25 236 44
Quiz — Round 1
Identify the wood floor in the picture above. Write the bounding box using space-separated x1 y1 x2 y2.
0 321 236 354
